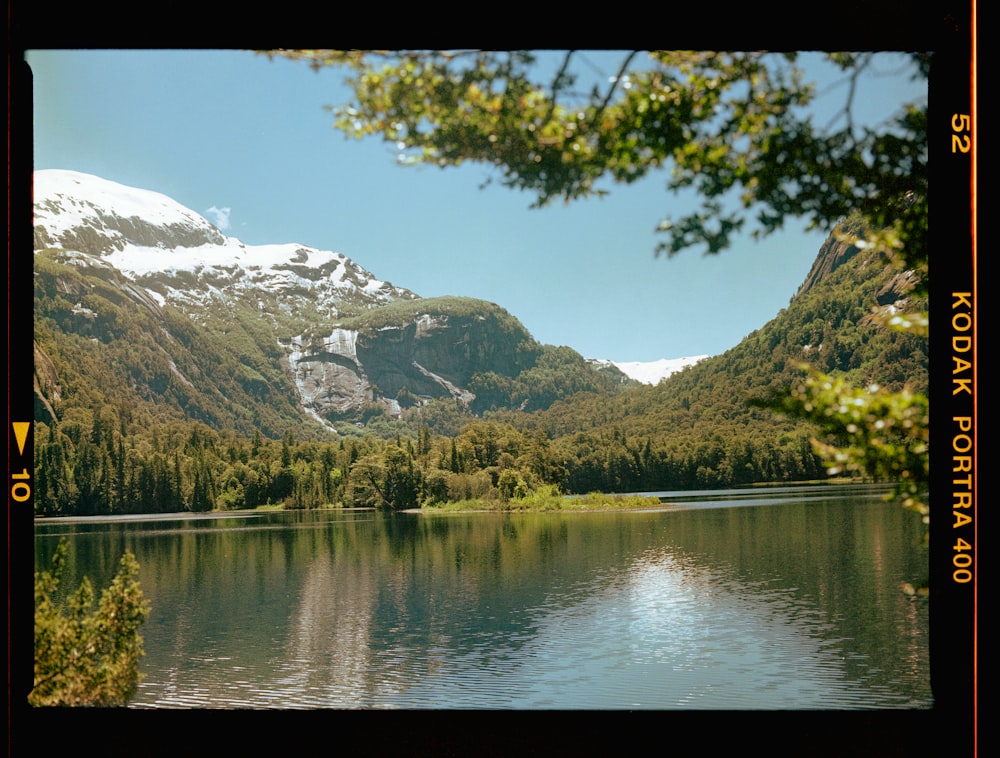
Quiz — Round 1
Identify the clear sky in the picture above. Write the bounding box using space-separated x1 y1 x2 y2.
26 49 926 362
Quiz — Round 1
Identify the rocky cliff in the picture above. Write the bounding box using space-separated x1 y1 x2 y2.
283 300 540 423
796 223 920 320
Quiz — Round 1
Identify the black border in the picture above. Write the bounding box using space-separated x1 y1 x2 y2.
8 4 978 755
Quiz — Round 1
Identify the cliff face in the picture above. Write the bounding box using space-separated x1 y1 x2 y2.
795 233 861 298
285 305 538 422
35 255 540 433
796 226 920 315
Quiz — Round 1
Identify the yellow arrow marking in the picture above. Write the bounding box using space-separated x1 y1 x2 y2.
13 422 31 456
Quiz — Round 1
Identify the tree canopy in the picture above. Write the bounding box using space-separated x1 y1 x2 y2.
266 50 928 278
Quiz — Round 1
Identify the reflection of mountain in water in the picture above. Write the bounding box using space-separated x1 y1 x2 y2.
286 551 375 706
33 488 929 709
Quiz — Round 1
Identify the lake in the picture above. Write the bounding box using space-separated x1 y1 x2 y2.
33 483 931 710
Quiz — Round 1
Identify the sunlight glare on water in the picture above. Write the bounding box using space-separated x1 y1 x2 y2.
36 485 931 710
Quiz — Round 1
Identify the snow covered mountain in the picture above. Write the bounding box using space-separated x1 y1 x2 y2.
33 169 419 317
35 170 698 432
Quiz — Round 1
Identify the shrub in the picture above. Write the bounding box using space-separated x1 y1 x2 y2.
31 540 151 707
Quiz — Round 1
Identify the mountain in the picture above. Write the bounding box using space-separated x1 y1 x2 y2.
33 170 926 448
519 221 928 493
32 170 624 435
30 171 928 514
33 170 420 315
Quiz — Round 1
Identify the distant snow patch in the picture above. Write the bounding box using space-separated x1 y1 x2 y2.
611 356 708 385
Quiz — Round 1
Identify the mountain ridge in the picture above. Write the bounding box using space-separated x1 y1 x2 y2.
30 170 928 513
33 170 700 384
32 169 924 443
33 170 650 431
33 169 420 318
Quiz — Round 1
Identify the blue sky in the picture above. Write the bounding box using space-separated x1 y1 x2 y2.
26 49 927 362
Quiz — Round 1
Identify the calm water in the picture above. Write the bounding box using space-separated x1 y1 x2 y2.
34 483 931 710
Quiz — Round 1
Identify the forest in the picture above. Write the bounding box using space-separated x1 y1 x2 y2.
32 223 927 516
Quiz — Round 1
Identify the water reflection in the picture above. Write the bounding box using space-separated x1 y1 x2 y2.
34 485 930 710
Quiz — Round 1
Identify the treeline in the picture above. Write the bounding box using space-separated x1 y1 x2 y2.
33 402 830 516
32 224 927 517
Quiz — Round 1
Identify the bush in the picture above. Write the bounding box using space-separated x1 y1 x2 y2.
31 540 151 707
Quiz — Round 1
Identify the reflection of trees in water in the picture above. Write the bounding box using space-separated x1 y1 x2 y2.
359 513 669 664
33 494 930 708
